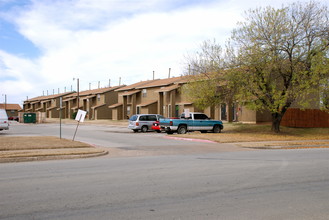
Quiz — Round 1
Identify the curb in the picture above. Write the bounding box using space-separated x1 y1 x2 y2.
0 150 109 163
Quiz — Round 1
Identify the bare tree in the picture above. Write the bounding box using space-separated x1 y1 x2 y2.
182 40 233 110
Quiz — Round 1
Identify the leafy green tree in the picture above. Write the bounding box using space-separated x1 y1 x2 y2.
227 1 329 132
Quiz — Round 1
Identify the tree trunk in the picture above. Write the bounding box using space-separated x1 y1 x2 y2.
271 112 283 133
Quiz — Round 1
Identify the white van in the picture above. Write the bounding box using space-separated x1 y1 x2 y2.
0 109 9 131
128 114 164 132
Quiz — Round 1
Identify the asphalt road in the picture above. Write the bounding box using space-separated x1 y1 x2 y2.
3 123 243 155
1 123 329 219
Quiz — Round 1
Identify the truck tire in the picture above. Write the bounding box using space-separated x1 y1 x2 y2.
141 125 148 133
213 125 221 133
177 125 187 134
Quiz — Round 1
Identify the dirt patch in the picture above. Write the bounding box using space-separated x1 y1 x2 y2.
0 136 92 150
0 136 108 163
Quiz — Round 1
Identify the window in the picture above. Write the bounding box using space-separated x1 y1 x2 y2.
142 89 147 97
97 94 101 101
221 104 227 120
180 113 192 119
139 115 147 121
147 115 157 121
127 106 131 116
137 106 141 114
194 114 209 120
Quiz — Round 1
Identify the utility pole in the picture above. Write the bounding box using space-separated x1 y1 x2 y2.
77 78 80 110
73 78 80 110
2 94 6 110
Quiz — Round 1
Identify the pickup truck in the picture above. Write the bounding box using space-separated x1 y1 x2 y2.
159 112 223 134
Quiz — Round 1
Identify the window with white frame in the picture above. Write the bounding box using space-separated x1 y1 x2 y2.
142 89 147 97
127 106 131 115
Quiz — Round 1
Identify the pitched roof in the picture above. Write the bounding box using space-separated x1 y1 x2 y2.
120 90 141 96
62 97 76 102
108 103 123 109
135 76 187 89
81 95 96 100
24 91 75 103
156 84 180 92
63 85 126 98
79 85 125 96
0 103 22 110
137 100 158 107
115 79 159 91
91 103 106 109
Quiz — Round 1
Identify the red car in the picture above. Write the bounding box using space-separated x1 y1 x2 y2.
151 117 179 133
151 121 161 133
8 116 19 122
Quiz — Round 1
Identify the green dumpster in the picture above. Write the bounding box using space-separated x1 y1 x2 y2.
23 113 36 123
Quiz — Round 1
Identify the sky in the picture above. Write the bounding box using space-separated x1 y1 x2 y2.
0 0 327 105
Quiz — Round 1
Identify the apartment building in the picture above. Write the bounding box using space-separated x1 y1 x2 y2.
109 76 196 120
62 85 125 119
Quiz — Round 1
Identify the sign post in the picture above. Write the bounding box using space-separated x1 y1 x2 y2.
59 97 62 139
72 109 87 141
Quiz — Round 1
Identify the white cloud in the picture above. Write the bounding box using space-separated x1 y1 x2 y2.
1 0 328 104
0 51 39 102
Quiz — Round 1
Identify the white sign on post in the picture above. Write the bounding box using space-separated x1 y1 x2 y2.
184 109 190 118
73 109 87 141
75 109 87 122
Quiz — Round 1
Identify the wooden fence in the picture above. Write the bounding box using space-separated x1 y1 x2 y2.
281 108 329 128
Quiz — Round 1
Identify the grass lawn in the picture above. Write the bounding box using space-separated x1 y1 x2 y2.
173 123 329 147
